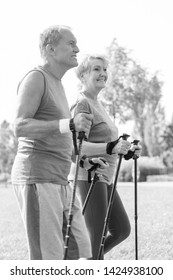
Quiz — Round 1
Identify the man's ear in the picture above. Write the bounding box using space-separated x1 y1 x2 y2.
45 44 55 55
80 74 85 83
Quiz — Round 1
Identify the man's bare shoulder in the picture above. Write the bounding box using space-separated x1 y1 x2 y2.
19 69 45 91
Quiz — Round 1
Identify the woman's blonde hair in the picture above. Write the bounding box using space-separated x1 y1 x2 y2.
76 54 108 82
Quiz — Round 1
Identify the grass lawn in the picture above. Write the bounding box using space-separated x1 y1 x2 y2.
0 182 173 260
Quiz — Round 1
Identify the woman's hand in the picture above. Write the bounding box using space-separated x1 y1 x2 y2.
130 143 142 158
112 140 131 155
83 157 109 174
124 143 142 160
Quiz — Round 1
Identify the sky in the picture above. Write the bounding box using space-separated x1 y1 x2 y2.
0 0 172 125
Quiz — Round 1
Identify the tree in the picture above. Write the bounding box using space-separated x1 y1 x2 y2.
100 38 165 156
161 123 173 151
0 120 17 174
161 120 173 167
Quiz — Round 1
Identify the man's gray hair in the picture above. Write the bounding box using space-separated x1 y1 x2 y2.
39 25 71 58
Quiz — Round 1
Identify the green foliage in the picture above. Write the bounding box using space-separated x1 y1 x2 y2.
161 149 173 168
119 156 166 182
161 123 173 151
119 159 133 182
144 104 165 157
137 156 166 182
100 38 165 157
0 120 17 174
160 122 173 168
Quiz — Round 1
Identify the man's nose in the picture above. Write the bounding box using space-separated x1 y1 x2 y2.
74 45 80 53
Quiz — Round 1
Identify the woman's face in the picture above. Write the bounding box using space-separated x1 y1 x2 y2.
83 58 108 92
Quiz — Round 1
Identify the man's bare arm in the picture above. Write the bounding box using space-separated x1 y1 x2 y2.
13 71 93 139
13 71 61 139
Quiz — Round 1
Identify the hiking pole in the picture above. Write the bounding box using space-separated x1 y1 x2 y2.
131 139 140 260
64 131 85 260
97 133 130 259
82 170 99 215
82 158 107 214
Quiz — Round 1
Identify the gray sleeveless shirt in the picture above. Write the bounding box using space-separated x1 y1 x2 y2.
11 66 72 185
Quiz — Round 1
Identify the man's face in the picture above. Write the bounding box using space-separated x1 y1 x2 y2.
53 29 79 69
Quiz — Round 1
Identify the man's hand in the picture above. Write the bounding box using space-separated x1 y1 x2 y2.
73 113 93 136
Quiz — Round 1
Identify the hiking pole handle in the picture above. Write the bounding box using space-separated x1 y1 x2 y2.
118 133 130 156
78 131 86 142
121 133 130 141
131 139 140 160
132 139 140 145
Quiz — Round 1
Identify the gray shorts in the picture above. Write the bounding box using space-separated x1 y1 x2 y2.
13 183 92 260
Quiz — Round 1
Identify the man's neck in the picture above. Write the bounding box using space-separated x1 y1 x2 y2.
42 62 67 80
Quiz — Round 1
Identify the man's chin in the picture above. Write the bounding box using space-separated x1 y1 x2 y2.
70 61 78 68
66 61 78 70
73 59 78 66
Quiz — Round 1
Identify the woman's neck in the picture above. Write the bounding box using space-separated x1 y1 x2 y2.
82 88 100 100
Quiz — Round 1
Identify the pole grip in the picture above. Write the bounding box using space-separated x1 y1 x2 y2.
132 139 140 145
131 139 140 159
78 131 86 141
118 133 130 156
121 133 130 140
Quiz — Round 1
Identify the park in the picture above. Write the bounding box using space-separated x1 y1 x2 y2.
0 179 172 260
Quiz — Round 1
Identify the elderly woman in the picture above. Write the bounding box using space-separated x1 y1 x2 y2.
69 54 141 259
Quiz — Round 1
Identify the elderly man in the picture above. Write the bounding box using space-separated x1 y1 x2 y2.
11 25 107 260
